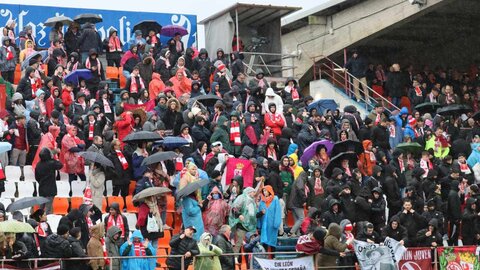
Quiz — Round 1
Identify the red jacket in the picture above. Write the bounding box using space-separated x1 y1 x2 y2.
264 113 285 137
61 89 73 114
149 72 165 100
113 112 134 147
296 235 322 255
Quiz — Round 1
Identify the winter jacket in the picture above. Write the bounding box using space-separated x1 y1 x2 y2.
87 224 106 270
354 188 372 222
167 234 200 270
107 148 132 186
181 196 204 241
381 216 408 243
0 37 16 72
416 219 442 247
66 236 88 270
35 148 63 197
195 233 222 270
447 180 463 221
398 209 427 244
386 71 408 98
89 168 106 210
78 23 102 53
214 234 234 270
371 125 390 150
16 68 35 101
148 72 165 99
461 198 480 243
105 226 122 270
42 234 73 259
317 223 348 267
321 199 346 228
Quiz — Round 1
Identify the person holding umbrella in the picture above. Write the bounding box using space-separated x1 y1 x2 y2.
136 194 164 250
168 32 184 65
48 22 64 45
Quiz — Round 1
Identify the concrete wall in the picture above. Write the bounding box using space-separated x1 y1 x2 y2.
281 0 451 81
310 79 369 118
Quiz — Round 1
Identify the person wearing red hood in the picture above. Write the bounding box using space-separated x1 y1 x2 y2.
32 125 61 171
148 72 165 101
358 140 376 177
113 109 134 148
201 186 229 236
169 68 192 98
61 83 74 114
59 125 86 191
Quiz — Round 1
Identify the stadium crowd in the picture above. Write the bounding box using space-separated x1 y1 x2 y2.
0 16 480 270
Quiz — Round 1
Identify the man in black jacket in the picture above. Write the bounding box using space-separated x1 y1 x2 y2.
35 148 63 214
447 180 463 246
371 118 390 158
26 110 42 165
214 225 235 269
398 199 427 247
167 226 200 270
42 225 73 259
381 216 408 246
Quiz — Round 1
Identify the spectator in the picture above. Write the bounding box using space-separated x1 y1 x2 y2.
166 226 200 270
214 225 234 269
119 230 156 270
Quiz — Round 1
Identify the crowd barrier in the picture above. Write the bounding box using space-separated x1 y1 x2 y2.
0 246 477 270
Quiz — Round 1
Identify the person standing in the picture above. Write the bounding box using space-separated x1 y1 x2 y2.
107 139 132 200
60 125 86 195
35 148 63 214
228 187 258 255
89 162 106 210
103 28 122 67
104 203 129 244
167 226 200 270
344 50 369 103
385 63 408 108
86 223 107 270
9 116 28 180
257 185 282 248
0 37 16 83
195 232 222 270
214 225 234 270
119 230 156 270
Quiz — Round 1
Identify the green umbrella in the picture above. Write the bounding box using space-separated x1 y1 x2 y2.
396 142 423 155
0 220 35 233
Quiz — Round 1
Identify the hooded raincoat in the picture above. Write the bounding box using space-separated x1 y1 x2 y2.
119 230 156 270
258 185 282 247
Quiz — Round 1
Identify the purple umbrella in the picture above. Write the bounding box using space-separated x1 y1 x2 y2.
300 140 334 166
161 25 188 37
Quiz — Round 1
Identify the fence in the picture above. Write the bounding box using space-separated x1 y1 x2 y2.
0 247 474 270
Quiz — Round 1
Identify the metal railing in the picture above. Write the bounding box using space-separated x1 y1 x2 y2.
241 51 297 78
311 55 400 114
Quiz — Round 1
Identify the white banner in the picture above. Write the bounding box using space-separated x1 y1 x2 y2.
383 237 407 265
354 240 396 270
255 256 314 270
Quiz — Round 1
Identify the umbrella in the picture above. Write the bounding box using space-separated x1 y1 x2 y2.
161 25 188 37
188 95 222 108
396 142 423 156
414 102 441 114
0 220 35 233
330 140 363 157
324 152 358 178
6 197 49 212
44 15 73 27
472 110 480 121
78 152 114 168
300 140 334 166
161 137 190 149
133 20 162 35
123 131 161 143
176 178 210 199
74 13 103 24
141 151 177 166
21 51 48 70
133 187 171 202
0 142 12 154
307 99 338 114
64 69 93 85
436 104 472 116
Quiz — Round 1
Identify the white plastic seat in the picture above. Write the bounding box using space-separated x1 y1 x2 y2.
23 165 36 182
71 181 86 197
5 166 21 182
106 180 113 196
3 181 16 198
46 214 62 234
124 213 138 232
102 213 109 222
17 182 35 198
56 181 71 198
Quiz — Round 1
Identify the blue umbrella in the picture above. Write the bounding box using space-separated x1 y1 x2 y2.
64 69 93 85
308 99 338 114
0 142 12 154
160 136 190 149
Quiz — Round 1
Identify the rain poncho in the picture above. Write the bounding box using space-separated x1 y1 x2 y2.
59 125 85 174
119 230 156 270
258 186 282 247
229 187 258 232
202 186 229 236
181 196 204 241
194 232 222 270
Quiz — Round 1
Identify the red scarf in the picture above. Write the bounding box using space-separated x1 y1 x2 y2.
267 148 277 161
133 242 146 256
108 36 122 52
175 156 183 171
0 160 5 180
389 125 396 138
86 216 93 231
150 35 158 44
85 57 101 75
4 46 13 61
107 214 125 237
414 86 423 97
100 238 110 265
230 121 241 146
103 99 112 113
36 222 48 237
130 76 145 93
375 114 381 126
116 150 129 170
399 158 405 173
30 77 39 97
291 88 299 101
314 178 324 196
88 121 94 140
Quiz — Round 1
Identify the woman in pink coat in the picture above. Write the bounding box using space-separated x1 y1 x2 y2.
59 125 86 186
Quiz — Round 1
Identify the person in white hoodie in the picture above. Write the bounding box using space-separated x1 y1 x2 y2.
263 88 283 115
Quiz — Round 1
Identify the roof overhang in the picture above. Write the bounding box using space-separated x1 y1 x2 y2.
199 2 300 27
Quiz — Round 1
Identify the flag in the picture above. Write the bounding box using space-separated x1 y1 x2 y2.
123 99 155 112
399 248 432 270
224 158 254 188
438 246 480 270
354 240 396 270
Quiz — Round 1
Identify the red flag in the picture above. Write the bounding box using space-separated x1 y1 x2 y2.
225 158 254 188
398 248 432 270
437 246 479 270
123 99 155 112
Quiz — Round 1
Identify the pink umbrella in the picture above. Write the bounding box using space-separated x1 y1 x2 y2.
300 140 334 166
161 25 188 37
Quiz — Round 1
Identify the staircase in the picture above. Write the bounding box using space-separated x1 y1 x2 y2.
309 55 399 116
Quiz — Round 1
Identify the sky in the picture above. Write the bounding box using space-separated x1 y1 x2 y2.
0 0 326 46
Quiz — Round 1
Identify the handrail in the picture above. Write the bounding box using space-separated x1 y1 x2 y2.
241 51 296 77
311 54 400 114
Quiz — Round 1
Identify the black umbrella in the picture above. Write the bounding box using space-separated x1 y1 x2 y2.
133 21 162 36
436 104 472 116
79 152 114 168
44 15 73 27
324 152 358 178
330 140 363 157
6 197 49 212
74 13 103 24
176 178 210 199
133 187 171 202
414 102 441 114
141 151 177 166
189 94 222 108
123 131 161 142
